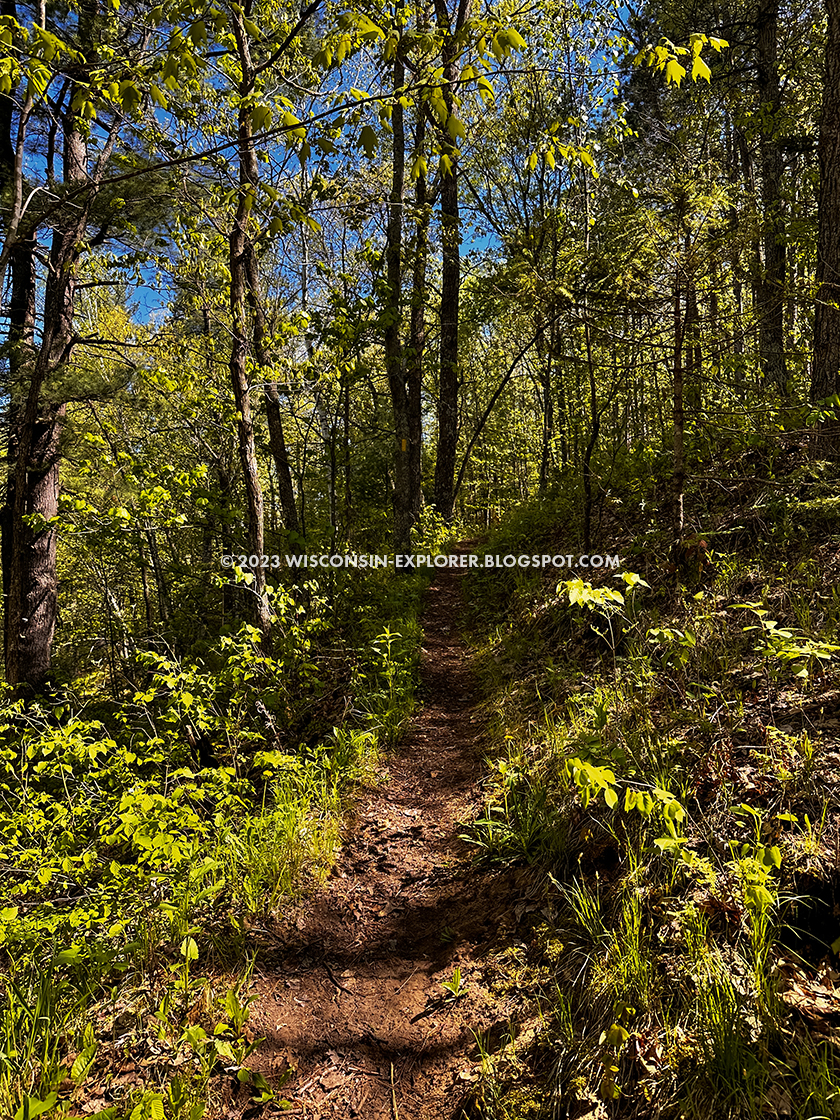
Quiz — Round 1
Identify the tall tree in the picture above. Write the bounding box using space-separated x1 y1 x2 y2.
0 3 125 688
755 0 788 391
432 0 471 522
811 0 840 407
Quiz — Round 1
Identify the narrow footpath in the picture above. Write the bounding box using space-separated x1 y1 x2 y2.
242 569 540 1120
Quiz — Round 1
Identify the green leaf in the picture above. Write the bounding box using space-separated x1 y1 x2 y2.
506 27 527 51
281 111 305 141
14 1095 58 1120
446 115 466 142
55 944 83 965
359 125 378 158
692 54 711 82
252 104 273 132
180 936 199 961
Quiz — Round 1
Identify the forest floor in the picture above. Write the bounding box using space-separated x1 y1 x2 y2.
238 569 538 1120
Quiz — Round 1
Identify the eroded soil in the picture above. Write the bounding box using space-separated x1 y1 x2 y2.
236 569 538 1120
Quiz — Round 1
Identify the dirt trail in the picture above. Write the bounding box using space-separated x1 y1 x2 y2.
241 569 535 1120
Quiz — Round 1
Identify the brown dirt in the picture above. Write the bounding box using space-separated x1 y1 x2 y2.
233 569 540 1120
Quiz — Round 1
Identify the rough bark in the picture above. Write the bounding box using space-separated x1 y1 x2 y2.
406 103 429 519
432 0 471 522
264 385 301 536
383 53 414 559
229 10 271 640
811 0 840 406
2 114 86 688
241 233 301 538
673 276 685 536
756 0 788 391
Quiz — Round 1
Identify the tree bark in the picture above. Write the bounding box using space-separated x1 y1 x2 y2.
383 51 414 558
240 229 301 538
406 102 429 519
756 0 788 391
432 0 471 522
264 386 301 536
229 11 271 640
673 275 685 536
2 112 87 688
811 0 840 407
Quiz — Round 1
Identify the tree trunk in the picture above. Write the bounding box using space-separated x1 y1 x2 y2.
811 0 840 407
2 122 87 688
684 262 701 412
582 318 600 553
383 52 414 558
432 0 471 522
229 191 271 637
673 276 685 536
264 386 301 535
240 224 301 539
756 0 788 391
406 102 429 519
228 12 272 640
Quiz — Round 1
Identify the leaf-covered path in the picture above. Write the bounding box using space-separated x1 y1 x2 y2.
242 569 534 1119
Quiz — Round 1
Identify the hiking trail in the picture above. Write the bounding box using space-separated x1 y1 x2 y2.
239 568 540 1120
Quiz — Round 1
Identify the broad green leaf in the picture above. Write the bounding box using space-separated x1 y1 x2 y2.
692 54 711 82
359 125 378 157
446 116 466 142
14 1094 58 1120
180 936 199 960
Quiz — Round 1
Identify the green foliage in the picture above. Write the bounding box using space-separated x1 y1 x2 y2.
0 563 422 1115
463 492 840 1118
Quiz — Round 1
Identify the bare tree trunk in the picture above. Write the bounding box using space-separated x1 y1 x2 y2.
756 0 788 391
535 312 554 491
406 101 429 519
228 12 271 640
383 50 414 558
432 0 471 522
264 386 301 535
811 0 840 409
673 274 685 536
2 116 87 687
582 317 599 553
685 260 701 412
137 531 154 630
343 376 352 533
240 225 301 538
145 526 171 625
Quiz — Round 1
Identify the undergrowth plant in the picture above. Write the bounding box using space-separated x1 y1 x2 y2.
0 569 424 1117
463 516 840 1119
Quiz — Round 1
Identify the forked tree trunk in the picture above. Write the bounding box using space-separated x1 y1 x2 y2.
2 121 88 688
